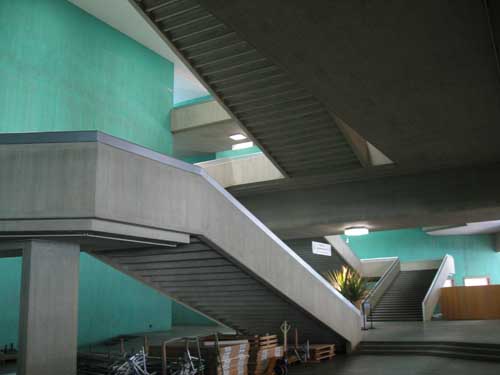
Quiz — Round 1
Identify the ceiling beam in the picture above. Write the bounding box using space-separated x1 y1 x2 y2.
236 162 500 239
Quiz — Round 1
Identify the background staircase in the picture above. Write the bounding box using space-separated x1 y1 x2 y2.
369 270 436 321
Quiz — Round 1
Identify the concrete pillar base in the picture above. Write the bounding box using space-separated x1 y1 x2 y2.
18 240 80 375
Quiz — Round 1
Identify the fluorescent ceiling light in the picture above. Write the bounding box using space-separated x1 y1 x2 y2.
344 227 369 236
229 133 247 141
232 141 254 151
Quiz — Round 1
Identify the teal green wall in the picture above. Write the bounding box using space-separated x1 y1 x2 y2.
78 253 172 345
346 228 500 286
0 258 22 348
216 145 262 159
182 146 262 164
0 0 219 348
0 254 172 348
172 304 217 326
182 153 216 164
0 0 173 154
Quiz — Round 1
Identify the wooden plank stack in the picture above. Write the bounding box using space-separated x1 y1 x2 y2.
308 344 335 362
248 335 279 351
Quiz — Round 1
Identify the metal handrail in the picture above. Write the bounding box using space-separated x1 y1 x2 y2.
361 257 400 311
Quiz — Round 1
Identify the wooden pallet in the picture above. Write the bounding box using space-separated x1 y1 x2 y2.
309 344 335 362
217 334 278 351
250 335 278 350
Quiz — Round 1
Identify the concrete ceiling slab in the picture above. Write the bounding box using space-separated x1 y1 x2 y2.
425 220 500 235
196 0 500 169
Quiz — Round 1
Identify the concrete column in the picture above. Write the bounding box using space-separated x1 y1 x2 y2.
18 240 80 375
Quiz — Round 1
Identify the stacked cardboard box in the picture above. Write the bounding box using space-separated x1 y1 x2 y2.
248 344 283 375
308 344 335 362
203 334 283 375
220 335 282 375
203 339 250 375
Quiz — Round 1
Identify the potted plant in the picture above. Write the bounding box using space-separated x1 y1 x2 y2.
324 266 368 309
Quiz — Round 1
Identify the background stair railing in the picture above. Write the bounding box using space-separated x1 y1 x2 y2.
361 257 400 317
422 254 455 321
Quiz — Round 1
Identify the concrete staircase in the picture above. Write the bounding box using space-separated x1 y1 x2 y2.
92 237 346 344
0 131 364 359
370 270 436 321
358 341 500 362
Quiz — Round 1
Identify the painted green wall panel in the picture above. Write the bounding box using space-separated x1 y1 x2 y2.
215 146 262 159
172 303 217 326
183 147 262 164
346 229 500 285
182 153 216 164
174 95 213 108
0 254 172 348
0 0 173 154
0 258 22 347
78 253 172 346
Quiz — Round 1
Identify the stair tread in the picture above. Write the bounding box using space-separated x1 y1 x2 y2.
367 269 436 321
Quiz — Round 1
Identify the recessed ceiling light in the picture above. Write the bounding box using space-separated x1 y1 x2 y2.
229 133 247 141
232 141 254 151
344 227 369 236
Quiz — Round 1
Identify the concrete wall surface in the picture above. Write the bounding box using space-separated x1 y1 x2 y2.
360 258 398 278
171 100 231 132
285 238 347 277
422 255 455 321
18 241 80 375
197 153 283 187
326 236 363 274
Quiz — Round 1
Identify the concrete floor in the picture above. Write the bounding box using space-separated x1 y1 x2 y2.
290 355 500 375
363 320 500 344
3 321 500 374
287 320 500 375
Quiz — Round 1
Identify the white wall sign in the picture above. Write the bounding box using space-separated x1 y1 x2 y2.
312 241 332 256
